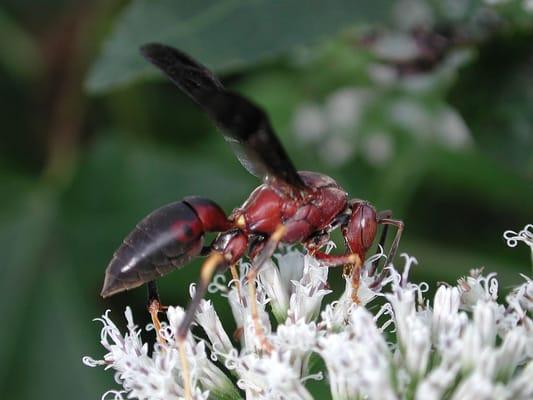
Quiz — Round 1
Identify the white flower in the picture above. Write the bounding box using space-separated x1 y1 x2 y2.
83 307 231 400
292 103 327 143
230 272 272 353
258 249 328 323
321 136 355 167
415 361 461 400
450 371 506 400
324 88 368 130
274 320 318 375
372 33 420 62
472 301 498 348
507 275 533 315
389 99 432 139
504 224 533 263
362 132 394 166
287 254 331 323
317 308 396 400
258 259 291 321
367 63 396 86
195 298 235 357
232 351 313 400
504 224 533 249
434 106 472 149
432 286 465 348
508 360 533 399
392 0 434 30
385 258 433 379
495 327 529 381
457 269 499 311
86 225 533 400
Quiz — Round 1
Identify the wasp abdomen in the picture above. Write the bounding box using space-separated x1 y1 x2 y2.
101 199 228 297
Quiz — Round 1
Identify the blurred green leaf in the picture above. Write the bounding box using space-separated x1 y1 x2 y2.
0 184 58 391
0 8 40 79
86 0 391 93
9 260 109 400
449 31 533 176
0 179 112 398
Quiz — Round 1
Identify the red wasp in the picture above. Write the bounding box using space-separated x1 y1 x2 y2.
101 43 403 398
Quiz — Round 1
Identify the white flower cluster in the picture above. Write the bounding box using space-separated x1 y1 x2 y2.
85 225 533 400
291 0 533 170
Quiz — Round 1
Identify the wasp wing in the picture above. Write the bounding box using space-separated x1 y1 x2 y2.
140 43 307 192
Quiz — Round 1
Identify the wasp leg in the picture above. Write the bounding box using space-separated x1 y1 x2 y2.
368 210 392 276
230 264 243 302
370 217 404 289
229 263 246 342
349 259 363 303
305 230 331 255
247 225 287 353
310 251 363 303
378 217 404 268
310 251 361 267
147 280 166 344
176 252 226 400
177 340 191 400
229 261 246 342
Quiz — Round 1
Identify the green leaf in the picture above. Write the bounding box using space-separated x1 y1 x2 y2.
8 261 110 400
0 184 57 392
0 8 41 79
86 0 391 93
449 31 533 176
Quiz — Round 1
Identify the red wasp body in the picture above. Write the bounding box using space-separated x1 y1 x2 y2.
102 171 352 295
234 172 347 240
101 44 404 347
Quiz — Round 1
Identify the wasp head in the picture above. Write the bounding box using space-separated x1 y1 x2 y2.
342 200 378 261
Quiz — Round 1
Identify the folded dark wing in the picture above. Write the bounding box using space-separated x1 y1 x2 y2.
140 43 307 192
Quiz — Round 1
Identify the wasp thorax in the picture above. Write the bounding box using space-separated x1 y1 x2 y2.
343 201 378 259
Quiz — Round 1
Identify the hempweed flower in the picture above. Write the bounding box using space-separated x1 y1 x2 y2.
85 224 533 399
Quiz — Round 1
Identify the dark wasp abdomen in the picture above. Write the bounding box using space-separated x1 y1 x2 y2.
101 197 228 297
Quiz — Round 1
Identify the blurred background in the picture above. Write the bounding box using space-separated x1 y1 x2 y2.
0 0 532 399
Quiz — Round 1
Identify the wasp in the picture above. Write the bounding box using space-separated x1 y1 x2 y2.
101 43 403 399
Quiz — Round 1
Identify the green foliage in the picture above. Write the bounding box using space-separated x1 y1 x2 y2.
449 31 533 175
86 0 391 93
